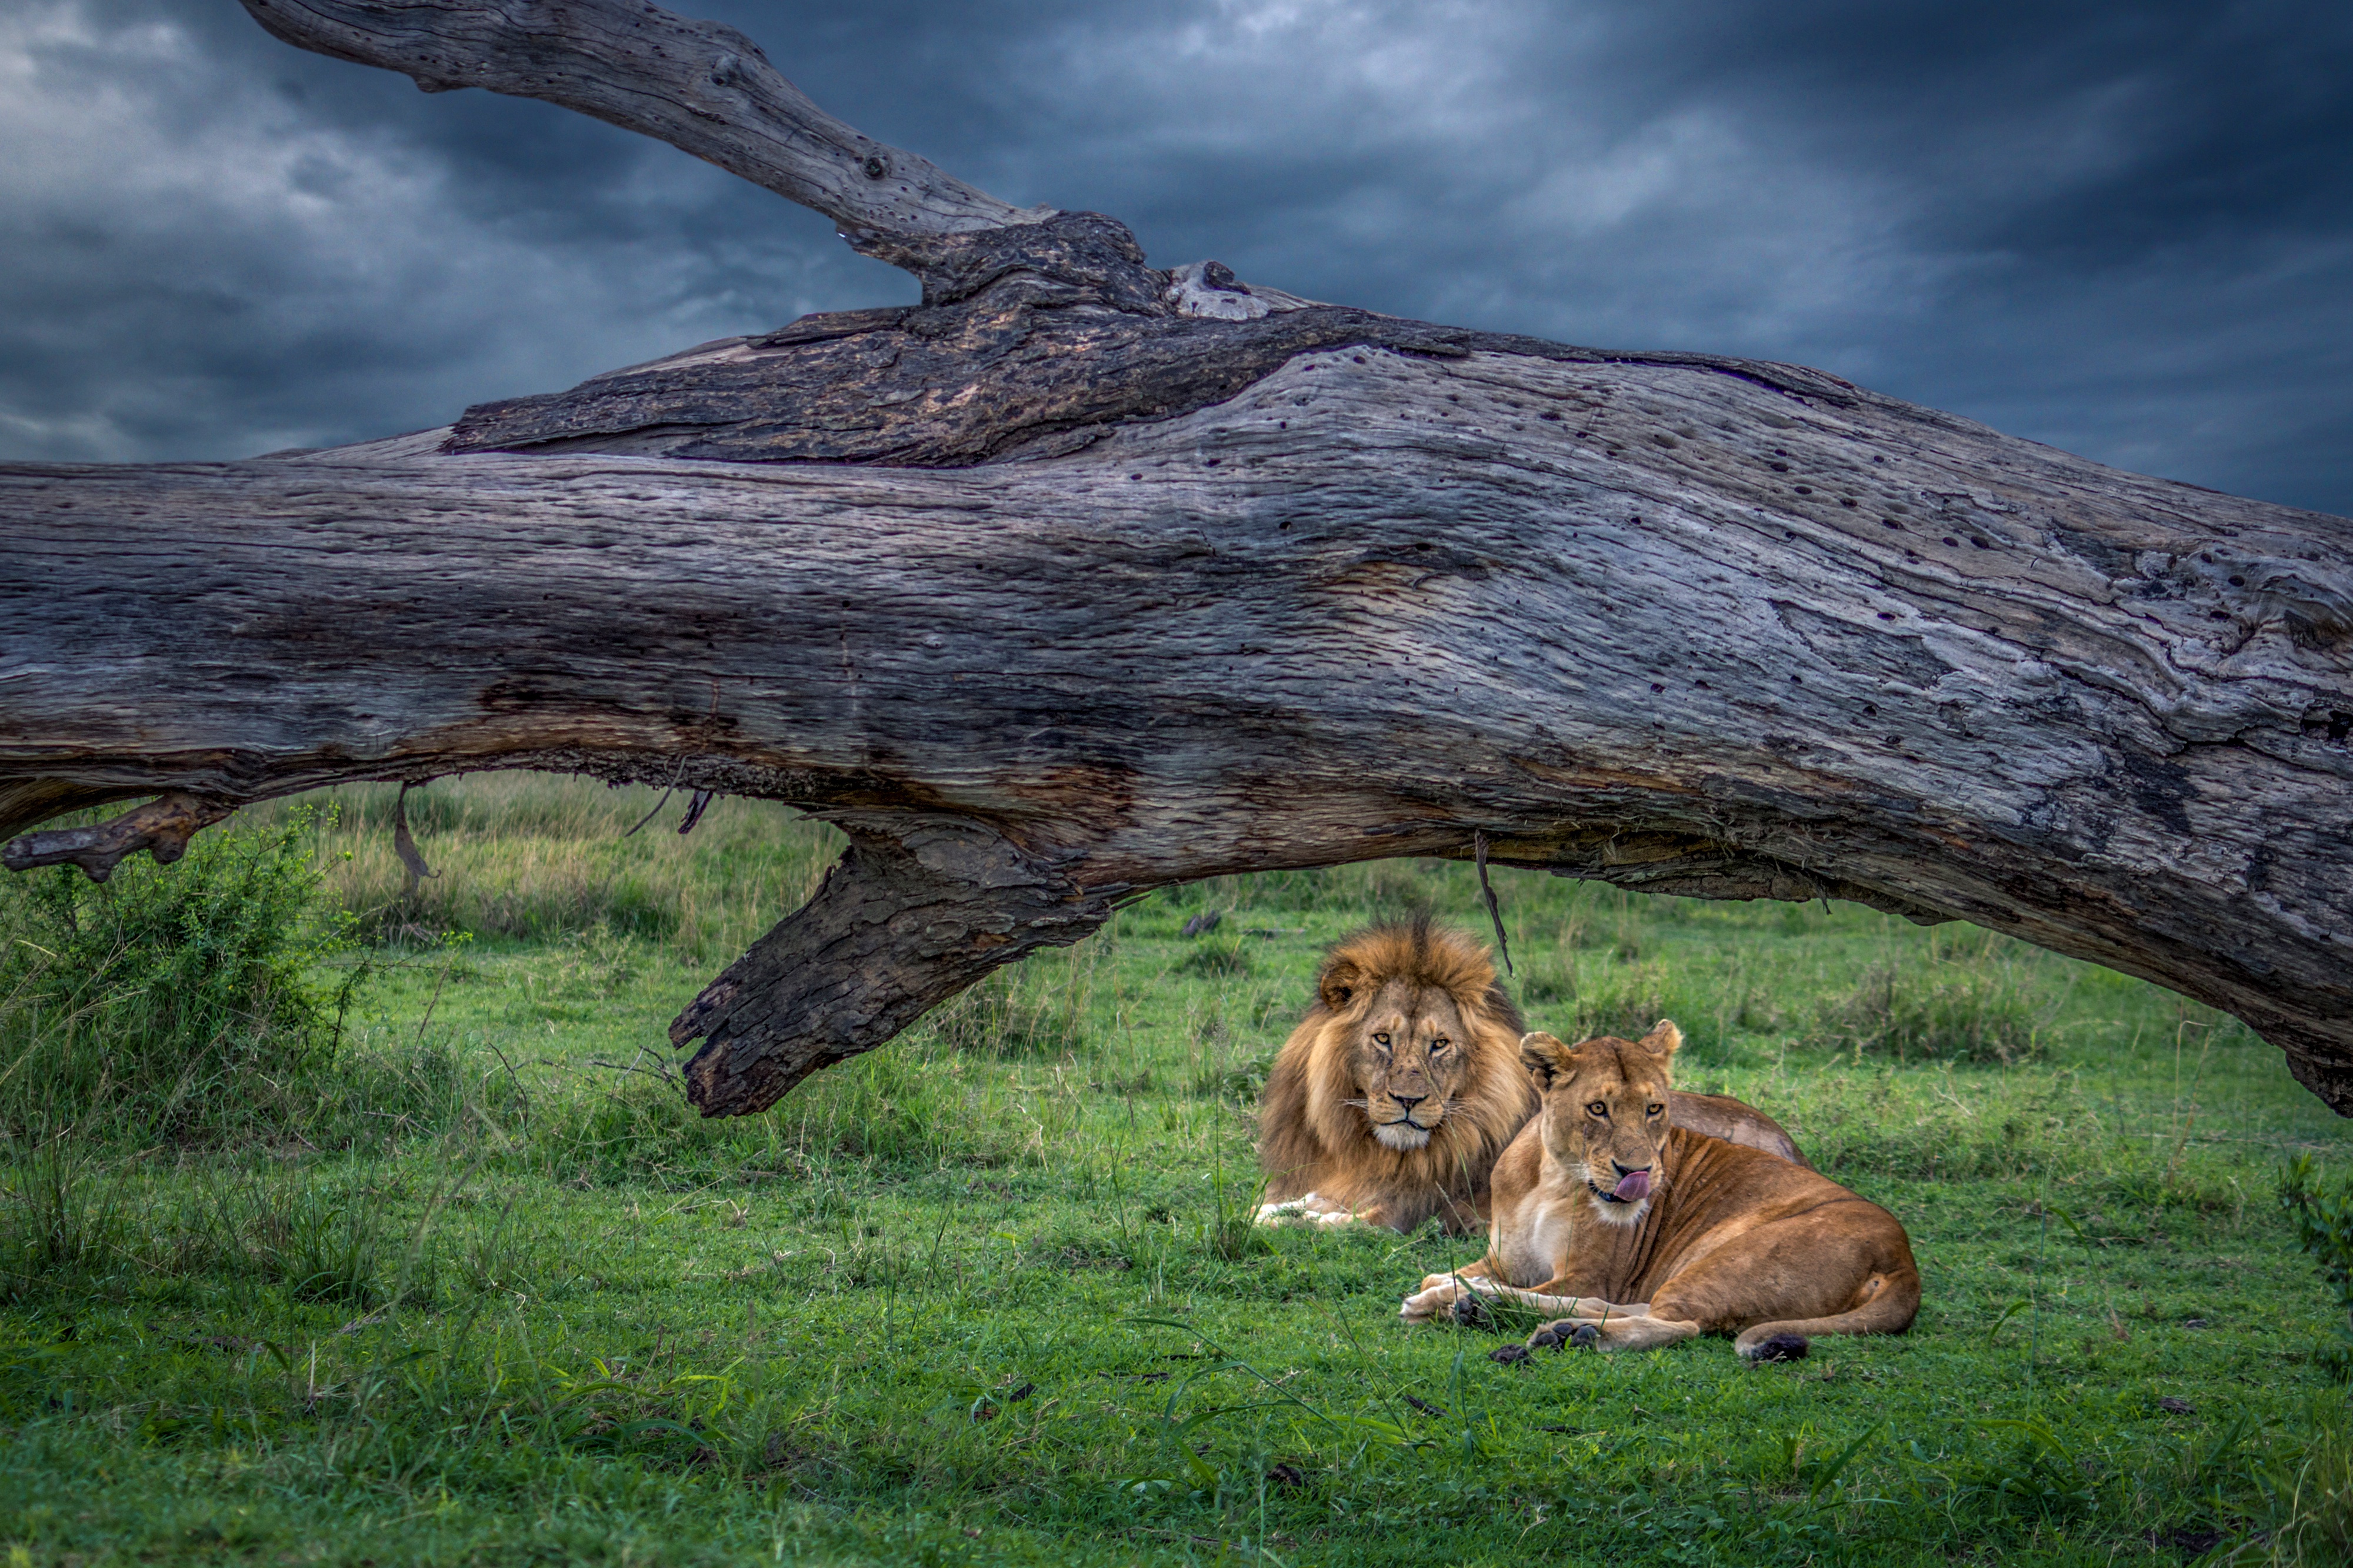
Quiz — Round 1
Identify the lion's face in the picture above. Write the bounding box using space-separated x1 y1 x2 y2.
1518 1020 1682 1225
1259 921 1534 1234
1339 978 1477 1151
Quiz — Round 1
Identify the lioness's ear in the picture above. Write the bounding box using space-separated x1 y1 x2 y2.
1636 1019 1684 1059
1519 1031 1573 1087
1318 955 1366 1013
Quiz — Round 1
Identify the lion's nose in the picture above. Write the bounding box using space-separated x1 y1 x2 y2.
1612 1160 1650 1179
1390 1093 1427 1113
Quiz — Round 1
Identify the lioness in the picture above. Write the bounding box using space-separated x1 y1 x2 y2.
1255 921 1809 1235
1400 1023 1919 1359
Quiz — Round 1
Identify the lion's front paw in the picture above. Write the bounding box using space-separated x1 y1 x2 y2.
1256 1193 1324 1226
1258 1192 1362 1227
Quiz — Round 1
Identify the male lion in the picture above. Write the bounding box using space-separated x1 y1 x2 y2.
1254 922 1809 1235
1399 1023 1919 1359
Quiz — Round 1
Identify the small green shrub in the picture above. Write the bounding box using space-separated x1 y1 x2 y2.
0 809 367 1145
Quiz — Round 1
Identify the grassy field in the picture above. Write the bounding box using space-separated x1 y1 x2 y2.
2 775 2351 1566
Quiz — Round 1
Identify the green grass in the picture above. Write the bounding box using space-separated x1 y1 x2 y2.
3 776 2352 1564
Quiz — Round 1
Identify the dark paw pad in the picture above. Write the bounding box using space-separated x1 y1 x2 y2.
1568 1322 1602 1351
1449 1295 1494 1329
1745 1333 1810 1363
1528 1323 1568 1350
1488 1343 1531 1366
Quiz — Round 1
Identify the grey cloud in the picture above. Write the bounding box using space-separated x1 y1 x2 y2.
2 0 2347 516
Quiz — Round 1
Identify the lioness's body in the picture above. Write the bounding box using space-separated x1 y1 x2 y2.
1401 1024 1919 1357
1256 924 1808 1235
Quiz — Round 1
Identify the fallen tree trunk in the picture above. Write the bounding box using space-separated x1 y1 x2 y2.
5 0 2351 1114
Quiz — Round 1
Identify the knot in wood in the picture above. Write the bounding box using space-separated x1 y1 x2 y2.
844 211 1168 311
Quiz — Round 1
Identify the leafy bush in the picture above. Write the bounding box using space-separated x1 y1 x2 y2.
0 810 366 1144
2280 1155 2353 1381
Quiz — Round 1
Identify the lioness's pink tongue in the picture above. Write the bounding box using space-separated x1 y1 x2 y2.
1613 1170 1651 1202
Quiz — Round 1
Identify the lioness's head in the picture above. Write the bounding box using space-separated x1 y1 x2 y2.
1312 921 1517 1153
1519 1020 1683 1225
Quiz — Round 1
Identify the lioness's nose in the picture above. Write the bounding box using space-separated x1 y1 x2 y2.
1612 1160 1651 1178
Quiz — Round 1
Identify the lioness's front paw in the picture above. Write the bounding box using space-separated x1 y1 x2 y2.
1399 1279 1464 1322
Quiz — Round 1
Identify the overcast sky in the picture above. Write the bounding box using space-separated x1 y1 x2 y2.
4 0 2349 516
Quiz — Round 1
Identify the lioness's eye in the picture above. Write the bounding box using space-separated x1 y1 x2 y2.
1648 1103 1665 1117
1587 1102 1608 1117
1373 1032 1392 1049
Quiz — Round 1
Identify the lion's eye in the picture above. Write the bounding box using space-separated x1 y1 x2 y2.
1587 1102 1608 1118
1372 1032 1392 1049
1648 1103 1665 1117
1432 1038 1450 1053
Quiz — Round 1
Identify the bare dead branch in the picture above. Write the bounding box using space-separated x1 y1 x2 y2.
1 792 237 883
236 0 1049 246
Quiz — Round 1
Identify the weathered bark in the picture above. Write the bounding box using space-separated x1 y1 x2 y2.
672 815 1116 1110
4 0 2351 1115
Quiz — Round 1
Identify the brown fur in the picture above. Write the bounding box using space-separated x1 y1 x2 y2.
1401 1023 1920 1357
1255 926 1809 1235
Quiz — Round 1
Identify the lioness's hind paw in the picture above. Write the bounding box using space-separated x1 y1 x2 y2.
1449 1295 1494 1330
1741 1333 1811 1363
1568 1322 1601 1351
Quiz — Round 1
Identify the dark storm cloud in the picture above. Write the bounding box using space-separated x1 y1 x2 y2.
2 0 2348 515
